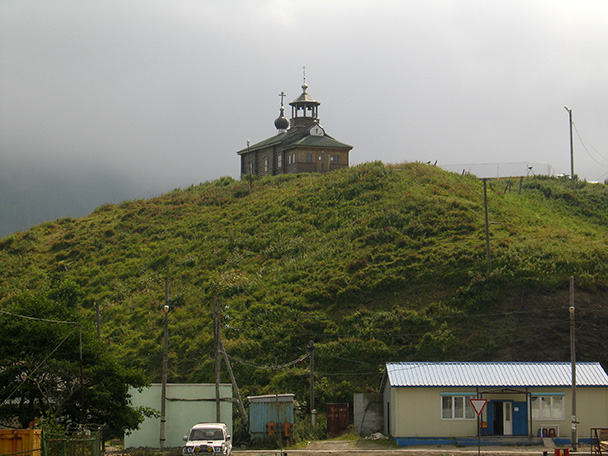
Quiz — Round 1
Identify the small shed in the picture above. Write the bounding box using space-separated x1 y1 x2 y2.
247 394 295 442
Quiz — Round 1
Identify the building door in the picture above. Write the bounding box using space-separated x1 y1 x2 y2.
488 401 513 436
512 401 528 436
490 401 503 435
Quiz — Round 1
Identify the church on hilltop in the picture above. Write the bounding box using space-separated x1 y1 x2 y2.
237 77 352 177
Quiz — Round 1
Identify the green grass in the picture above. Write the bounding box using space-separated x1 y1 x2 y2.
2 162 608 411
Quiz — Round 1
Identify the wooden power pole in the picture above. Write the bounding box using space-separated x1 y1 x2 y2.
483 178 492 277
160 279 170 451
214 300 222 422
309 340 316 427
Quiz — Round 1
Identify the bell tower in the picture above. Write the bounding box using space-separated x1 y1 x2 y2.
289 67 320 130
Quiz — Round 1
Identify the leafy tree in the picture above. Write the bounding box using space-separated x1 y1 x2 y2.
0 280 150 436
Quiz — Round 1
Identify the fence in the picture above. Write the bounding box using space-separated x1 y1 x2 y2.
440 162 556 178
0 429 101 456
45 431 101 456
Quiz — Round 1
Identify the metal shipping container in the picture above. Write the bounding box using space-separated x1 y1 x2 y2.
247 394 295 442
0 430 42 456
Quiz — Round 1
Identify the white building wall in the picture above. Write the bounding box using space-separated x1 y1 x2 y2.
393 388 478 437
124 383 232 449
389 386 608 439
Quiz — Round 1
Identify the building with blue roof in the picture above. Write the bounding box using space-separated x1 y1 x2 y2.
381 361 608 446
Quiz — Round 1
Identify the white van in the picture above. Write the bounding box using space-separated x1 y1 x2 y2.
182 423 232 456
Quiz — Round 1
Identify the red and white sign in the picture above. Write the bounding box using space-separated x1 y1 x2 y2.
470 398 487 416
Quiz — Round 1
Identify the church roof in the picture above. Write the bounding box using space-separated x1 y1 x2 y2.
236 131 352 155
236 133 286 155
284 134 352 150
290 92 319 106
289 83 320 106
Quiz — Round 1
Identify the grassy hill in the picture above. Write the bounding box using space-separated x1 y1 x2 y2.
2 161 608 410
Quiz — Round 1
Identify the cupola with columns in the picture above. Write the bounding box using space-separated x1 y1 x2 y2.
289 82 320 129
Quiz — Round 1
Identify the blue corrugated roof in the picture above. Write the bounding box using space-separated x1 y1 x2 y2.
386 362 608 388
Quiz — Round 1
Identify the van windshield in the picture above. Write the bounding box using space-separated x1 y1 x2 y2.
190 429 224 440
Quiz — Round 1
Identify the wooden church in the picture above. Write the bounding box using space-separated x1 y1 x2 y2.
237 80 352 177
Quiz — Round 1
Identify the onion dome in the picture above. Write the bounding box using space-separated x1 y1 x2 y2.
274 106 289 131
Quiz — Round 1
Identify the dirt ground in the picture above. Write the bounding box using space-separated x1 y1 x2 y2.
233 439 590 456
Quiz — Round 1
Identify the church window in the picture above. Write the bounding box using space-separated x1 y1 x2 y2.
264 157 268 172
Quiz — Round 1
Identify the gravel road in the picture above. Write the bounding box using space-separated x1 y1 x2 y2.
233 439 588 456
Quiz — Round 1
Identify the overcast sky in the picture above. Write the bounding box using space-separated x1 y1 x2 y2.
2 0 608 234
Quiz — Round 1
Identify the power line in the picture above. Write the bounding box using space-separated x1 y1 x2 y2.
226 352 309 370
0 309 78 325
319 353 378 366
572 121 608 168
0 309 86 424
316 371 381 376
0 326 79 407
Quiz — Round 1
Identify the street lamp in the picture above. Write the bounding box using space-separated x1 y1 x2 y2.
564 106 574 179
569 281 577 451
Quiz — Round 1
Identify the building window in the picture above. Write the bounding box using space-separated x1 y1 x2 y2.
288 154 292 165
531 395 564 420
278 154 282 168
292 153 296 163
334 155 339 164
307 153 313 163
264 157 268 172
441 395 476 420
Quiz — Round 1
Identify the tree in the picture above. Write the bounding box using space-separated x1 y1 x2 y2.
0 280 150 436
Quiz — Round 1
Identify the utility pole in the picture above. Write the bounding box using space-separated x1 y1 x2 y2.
214 300 222 422
219 339 248 427
160 279 170 451
483 178 492 277
565 106 574 179
309 340 316 427
79 325 85 426
569 276 577 451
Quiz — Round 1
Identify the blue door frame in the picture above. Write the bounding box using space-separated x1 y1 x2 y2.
486 400 528 436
